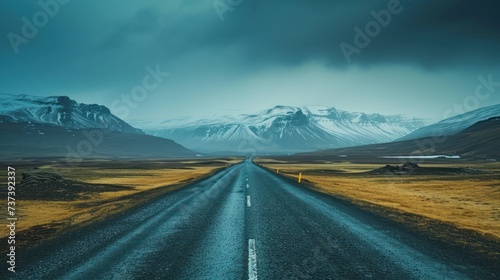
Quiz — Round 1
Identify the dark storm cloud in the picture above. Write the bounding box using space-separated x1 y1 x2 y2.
71 0 500 73
1 0 499 100
3 0 499 67
177 0 500 68
101 9 161 49
349 0 500 67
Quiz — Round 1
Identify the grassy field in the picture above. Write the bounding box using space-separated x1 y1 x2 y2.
0 158 242 244
256 158 500 239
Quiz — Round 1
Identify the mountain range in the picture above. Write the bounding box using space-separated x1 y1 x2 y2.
1 93 499 159
0 94 195 160
399 104 500 140
299 116 500 159
0 93 142 134
141 106 428 154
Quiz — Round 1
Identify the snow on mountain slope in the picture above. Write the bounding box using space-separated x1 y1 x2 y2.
143 105 427 153
399 104 500 141
0 93 142 134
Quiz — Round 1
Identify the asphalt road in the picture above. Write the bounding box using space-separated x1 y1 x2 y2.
13 159 498 279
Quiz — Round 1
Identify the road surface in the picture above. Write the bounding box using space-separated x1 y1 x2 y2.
13 159 498 279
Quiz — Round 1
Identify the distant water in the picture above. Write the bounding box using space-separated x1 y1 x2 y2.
379 155 461 159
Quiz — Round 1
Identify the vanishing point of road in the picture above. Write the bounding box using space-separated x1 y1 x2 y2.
14 159 498 279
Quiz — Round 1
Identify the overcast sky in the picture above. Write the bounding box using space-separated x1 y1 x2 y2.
1 0 500 122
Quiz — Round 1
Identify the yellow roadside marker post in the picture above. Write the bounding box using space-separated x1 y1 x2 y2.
277 168 280 173
298 173 302 183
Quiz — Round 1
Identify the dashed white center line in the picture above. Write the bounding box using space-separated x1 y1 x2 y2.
248 239 258 280
247 195 251 207
247 183 249 189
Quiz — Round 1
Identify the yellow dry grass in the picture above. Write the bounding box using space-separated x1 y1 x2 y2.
16 201 87 231
78 167 216 198
257 159 500 239
15 199 136 233
0 159 240 239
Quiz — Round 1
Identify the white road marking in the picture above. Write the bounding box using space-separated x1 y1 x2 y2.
248 239 258 280
247 183 249 189
247 195 251 207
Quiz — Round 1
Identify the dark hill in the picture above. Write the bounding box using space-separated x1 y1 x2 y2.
299 117 500 159
0 122 196 161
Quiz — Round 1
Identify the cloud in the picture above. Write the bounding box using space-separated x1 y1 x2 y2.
178 0 500 69
0 0 499 118
100 8 161 49
3 0 499 77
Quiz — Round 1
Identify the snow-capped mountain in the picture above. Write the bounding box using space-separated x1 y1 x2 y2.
141 106 427 153
399 104 500 141
300 116 500 159
0 94 196 159
0 93 142 134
